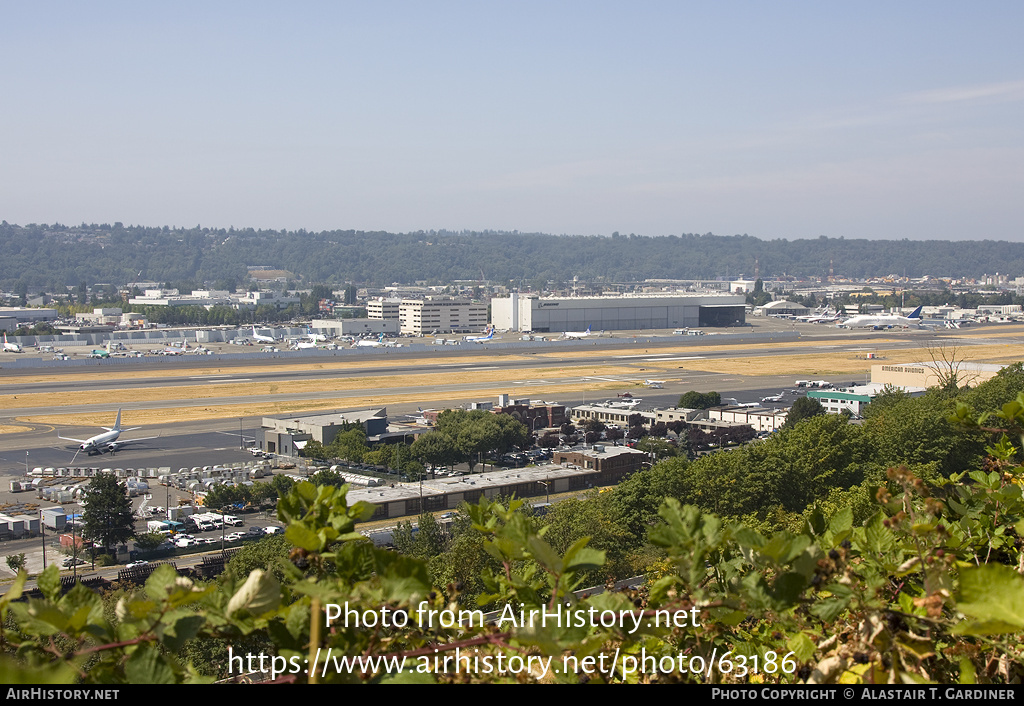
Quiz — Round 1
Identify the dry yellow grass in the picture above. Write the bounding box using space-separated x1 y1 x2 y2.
18 378 635 427
0 354 537 386
0 363 643 412
531 336 908 359
5 332 1020 430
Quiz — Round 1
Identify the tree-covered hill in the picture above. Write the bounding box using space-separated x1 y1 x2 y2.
3 221 1024 290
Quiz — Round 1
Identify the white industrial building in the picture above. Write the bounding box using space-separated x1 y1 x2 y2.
397 296 488 336
491 293 746 333
367 295 488 336
366 297 402 321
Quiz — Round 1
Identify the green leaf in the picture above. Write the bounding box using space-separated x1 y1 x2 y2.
158 613 206 652
37 565 60 602
828 506 853 536
226 569 282 617
125 644 177 684
863 511 895 554
770 572 808 606
286 523 325 552
954 564 1024 634
959 657 976 684
787 632 818 663
144 564 181 601
0 570 26 609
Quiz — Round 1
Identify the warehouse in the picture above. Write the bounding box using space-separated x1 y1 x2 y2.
491 293 746 333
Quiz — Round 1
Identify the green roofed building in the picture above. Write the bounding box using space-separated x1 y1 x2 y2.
806 383 926 417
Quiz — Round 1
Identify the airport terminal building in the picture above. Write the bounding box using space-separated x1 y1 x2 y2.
491 293 746 333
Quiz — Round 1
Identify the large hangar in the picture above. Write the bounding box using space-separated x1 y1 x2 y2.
491 293 746 333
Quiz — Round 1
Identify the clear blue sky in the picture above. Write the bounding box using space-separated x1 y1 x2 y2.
2 1 1022 240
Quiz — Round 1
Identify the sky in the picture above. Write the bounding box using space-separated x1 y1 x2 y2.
2 1 1022 241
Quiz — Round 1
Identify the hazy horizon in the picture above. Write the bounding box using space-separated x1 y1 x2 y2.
3 2 1022 242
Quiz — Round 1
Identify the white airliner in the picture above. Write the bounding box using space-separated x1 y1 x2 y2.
304 326 328 343
291 340 318 350
252 326 276 343
839 306 924 329
3 333 22 352
797 309 842 324
644 379 665 389
353 333 387 348
561 326 592 340
464 327 494 343
57 409 158 455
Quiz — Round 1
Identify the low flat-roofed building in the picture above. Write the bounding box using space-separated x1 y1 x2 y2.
706 405 789 433
570 404 656 427
552 445 647 482
687 417 754 435
493 398 567 431
348 463 600 520
0 307 59 323
309 318 400 336
651 407 708 424
258 409 388 456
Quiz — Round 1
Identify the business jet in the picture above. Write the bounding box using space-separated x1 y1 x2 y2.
251 326 276 344
2 333 22 352
561 326 592 340
464 327 495 343
57 409 158 455
839 306 924 330
644 379 665 389
761 392 785 403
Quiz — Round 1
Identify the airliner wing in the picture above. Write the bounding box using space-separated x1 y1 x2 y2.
57 434 89 444
110 435 160 448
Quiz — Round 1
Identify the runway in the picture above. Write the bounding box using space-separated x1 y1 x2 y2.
1 320 1021 472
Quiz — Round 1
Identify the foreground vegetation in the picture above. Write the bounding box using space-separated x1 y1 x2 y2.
2 368 1024 684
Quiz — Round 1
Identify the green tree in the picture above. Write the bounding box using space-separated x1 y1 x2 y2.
410 432 459 472
5 553 26 574
226 534 291 582
782 396 825 428
678 391 722 409
134 532 166 554
81 474 136 553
